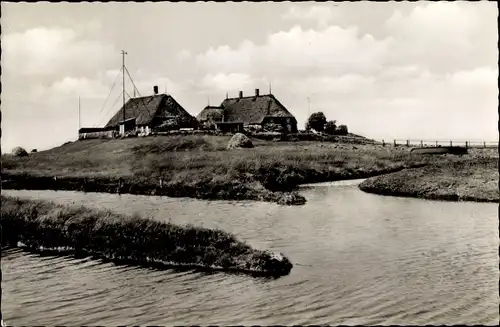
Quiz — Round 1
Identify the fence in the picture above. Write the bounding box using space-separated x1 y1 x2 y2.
380 139 499 149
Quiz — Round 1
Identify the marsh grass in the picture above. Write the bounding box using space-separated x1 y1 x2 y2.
2 135 445 204
1 196 293 276
359 157 499 202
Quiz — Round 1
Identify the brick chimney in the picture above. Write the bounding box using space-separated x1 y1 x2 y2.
153 86 158 95
255 88 259 96
239 91 243 98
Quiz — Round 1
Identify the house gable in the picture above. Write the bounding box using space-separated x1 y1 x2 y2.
220 94 295 125
105 94 193 128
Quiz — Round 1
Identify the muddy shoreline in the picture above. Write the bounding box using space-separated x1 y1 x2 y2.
359 158 499 203
1 165 419 205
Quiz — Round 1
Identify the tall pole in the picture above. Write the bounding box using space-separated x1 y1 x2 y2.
307 97 311 116
78 96 81 129
121 50 127 127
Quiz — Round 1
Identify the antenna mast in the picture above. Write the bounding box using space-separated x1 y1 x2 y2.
121 50 127 129
78 96 81 139
78 96 81 129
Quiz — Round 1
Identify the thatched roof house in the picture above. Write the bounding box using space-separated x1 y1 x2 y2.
196 106 224 122
197 89 297 133
105 92 194 132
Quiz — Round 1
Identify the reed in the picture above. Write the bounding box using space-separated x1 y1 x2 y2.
1 196 293 277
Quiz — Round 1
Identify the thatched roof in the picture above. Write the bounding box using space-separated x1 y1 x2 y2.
220 94 295 125
105 94 192 128
196 106 224 122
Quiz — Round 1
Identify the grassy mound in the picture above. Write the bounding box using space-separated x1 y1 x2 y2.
359 158 499 203
1 196 293 277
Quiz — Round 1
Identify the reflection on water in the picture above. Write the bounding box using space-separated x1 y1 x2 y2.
2 184 498 325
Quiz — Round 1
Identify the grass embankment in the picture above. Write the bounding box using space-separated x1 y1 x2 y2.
1 196 293 277
359 154 499 202
2 135 440 205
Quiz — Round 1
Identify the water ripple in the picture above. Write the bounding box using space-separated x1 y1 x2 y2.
2 188 498 325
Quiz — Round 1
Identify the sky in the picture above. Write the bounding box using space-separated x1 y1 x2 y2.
1 1 498 152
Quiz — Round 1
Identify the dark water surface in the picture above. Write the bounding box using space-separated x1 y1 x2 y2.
2 181 498 325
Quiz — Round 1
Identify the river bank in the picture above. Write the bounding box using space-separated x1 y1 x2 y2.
1 135 436 205
1 195 293 277
359 157 499 203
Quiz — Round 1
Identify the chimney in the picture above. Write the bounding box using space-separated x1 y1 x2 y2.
239 91 243 98
153 85 159 95
255 88 259 97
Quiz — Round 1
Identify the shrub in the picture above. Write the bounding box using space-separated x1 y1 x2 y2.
337 125 349 135
324 120 337 135
263 122 285 133
12 147 28 157
306 112 327 132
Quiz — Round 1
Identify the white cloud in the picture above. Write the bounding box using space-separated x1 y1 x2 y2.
50 77 110 99
383 2 497 73
176 49 192 62
282 5 341 28
2 27 116 77
196 25 391 78
200 73 255 93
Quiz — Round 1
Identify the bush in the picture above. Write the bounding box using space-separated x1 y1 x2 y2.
324 120 337 135
263 123 285 133
306 112 327 132
12 147 28 157
337 125 348 135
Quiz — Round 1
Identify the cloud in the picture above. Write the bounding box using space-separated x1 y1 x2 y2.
49 77 110 99
200 73 255 93
196 25 391 79
176 49 192 62
383 1 497 73
2 27 116 77
282 5 341 28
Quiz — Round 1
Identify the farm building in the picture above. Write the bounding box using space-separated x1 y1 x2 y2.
104 87 196 135
196 89 298 133
78 127 115 139
78 87 195 139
